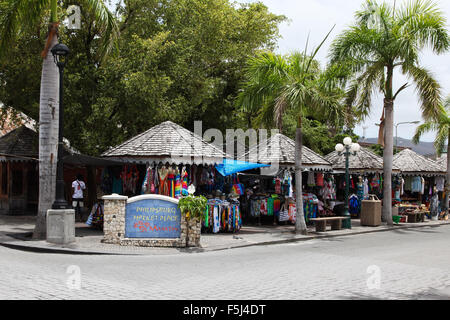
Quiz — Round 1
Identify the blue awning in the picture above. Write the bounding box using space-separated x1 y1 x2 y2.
216 158 270 176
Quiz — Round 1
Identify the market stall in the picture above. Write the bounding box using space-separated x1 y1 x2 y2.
101 121 259 234
239 133 334 226
325 146 400 218
393 148 447 221
0 125 124 217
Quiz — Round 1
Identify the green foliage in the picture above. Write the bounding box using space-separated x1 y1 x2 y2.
368 144 402 157
0 0 286 155
178 195 207 221
282 115 359 156
412 95 450 156
368 144 384 157
237 49 350 132
236 46 357 156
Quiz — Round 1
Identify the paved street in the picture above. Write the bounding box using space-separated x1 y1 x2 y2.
0 224 449 300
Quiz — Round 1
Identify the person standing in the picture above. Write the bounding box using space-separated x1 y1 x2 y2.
72 174 86 222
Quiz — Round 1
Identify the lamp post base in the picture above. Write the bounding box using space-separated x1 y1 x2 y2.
342 209 352 229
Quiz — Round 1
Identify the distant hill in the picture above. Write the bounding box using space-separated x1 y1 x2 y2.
359 137 443 156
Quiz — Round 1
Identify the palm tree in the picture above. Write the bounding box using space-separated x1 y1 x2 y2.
238 38 347 234
329 0 449 226
413 96 450 215
0 0 118 239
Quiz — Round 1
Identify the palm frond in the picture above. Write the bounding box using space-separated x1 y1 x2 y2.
329 25 383 64
80 0 120 59
397 0 449 54
434 125 448 156
412 103 450 156
0 0 49 59
412 121 435 144
351 60 385 119
403 63 442 121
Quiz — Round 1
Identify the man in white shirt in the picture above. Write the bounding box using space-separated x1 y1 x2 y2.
72 174 86 222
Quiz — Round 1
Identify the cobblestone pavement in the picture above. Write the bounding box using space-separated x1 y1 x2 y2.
0 224 449 300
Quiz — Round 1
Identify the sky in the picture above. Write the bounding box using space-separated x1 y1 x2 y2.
241 0 450 142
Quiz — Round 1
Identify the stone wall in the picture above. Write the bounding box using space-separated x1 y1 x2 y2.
102 194 127 244
102 194 199 248
186 218 201 247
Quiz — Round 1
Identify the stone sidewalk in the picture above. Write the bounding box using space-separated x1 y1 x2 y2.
0 215 449 255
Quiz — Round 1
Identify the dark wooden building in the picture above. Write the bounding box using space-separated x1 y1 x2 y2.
0 126 123 215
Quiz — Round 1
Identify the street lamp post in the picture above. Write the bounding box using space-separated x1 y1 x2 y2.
335 138 361 229
395 121 420 154
51 43 70 209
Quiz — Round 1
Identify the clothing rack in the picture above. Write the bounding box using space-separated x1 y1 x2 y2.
203 198 242 233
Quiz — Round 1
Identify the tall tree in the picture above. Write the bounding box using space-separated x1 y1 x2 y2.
0 0 118 239
1 1 286 156
329 0 449 225
238 46 347 234
413 95 450 215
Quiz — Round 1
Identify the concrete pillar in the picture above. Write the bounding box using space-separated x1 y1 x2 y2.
46 209 76 244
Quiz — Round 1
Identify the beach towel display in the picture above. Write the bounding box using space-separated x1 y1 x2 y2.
203 198 242 233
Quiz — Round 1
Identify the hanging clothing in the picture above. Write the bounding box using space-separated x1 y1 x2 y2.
112 176 123 194
275 178 282 194
158 167 170 196
435 176 445 192
181 167 189 196
357 182 364 206
404 176 413 191
260 199 268 215
411 176 422 193
288 203 296 222
213 206 220 233
316 173 324 187
322 179 336 200
420 177 425 195
174 172 181 199
349 194 359 217
430 193 440 218
307 171 315 186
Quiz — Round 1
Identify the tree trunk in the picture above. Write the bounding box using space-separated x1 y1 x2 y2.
445 130 450 215
33 34 59 240
294 125 307 235
383 98 394 226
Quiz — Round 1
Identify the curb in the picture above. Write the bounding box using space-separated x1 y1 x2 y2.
205 221 450 251
0 221 448 255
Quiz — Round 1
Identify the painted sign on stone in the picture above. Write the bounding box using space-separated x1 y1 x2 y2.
125 196 181 238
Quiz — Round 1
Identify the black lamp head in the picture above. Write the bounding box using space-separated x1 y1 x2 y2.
51 43 70 65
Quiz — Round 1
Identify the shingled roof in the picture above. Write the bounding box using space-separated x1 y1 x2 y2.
325 147 400 173
101 121 226 165
0 126 38 161
393 148 445 176
243 133 332 171
436 154 447 172
0 126 124 166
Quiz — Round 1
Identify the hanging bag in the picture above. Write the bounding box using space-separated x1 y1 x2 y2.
231 174 244 195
